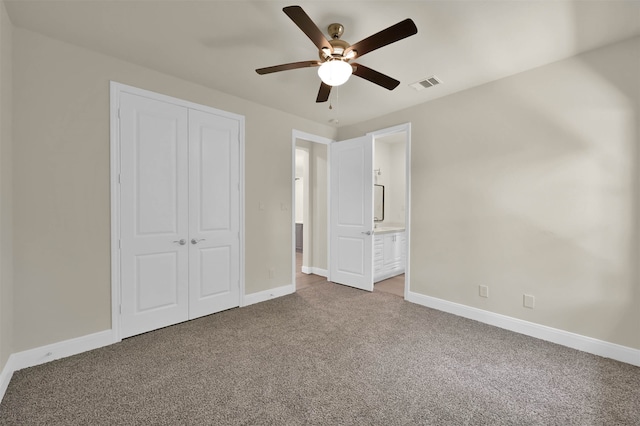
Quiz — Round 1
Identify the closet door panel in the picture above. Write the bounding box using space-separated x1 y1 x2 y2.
188 109 240 319
120 93 190 338
199 246 231 297
200 128 231 231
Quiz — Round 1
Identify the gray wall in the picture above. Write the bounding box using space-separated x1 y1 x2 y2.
295 140 328 272
11 28 336 352
340 36 640 350
310 143 328 271
0 0 13 369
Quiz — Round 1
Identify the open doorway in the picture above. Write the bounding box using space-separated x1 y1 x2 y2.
291 131 332 291
369 124 411 299
291 125 411 296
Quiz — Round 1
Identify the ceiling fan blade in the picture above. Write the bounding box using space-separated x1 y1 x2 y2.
283 6 332 53
344 18 417 59
256 60 320 75
316 82 332 102
352 63 400 90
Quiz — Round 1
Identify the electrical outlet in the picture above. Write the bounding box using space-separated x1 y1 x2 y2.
523 294 535 309
479 285 489 298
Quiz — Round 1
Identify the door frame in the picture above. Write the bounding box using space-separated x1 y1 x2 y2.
295 146 310 268
367 123 412 299
110 81 246 342
291 130 333 289
290 124 411 295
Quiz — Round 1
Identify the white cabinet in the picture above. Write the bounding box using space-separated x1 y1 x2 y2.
374 230 405 282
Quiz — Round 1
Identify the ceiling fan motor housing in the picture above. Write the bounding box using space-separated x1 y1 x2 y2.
320 38 351 60
319 24 352 61
327 23 344 39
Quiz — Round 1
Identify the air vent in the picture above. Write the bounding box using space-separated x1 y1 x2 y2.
410 75 442 91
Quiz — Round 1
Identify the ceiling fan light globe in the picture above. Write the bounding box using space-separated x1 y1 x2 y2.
318 60 352 87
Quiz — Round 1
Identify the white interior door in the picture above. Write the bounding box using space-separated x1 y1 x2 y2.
188 109 240 319
120 93 189 338
329 135 374 291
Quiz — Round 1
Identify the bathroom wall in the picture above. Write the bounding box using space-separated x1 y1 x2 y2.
374 135 406 227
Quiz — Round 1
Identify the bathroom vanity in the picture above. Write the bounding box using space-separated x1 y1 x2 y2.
373 227 406 283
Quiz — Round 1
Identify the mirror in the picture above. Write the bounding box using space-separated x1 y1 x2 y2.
374 184 384 221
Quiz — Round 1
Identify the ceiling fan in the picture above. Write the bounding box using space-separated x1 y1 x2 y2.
256 5 418 103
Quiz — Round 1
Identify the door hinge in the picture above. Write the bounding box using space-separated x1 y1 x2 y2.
118 173 121 184
118 239 121 249
119 304 122 314
117 108 120 119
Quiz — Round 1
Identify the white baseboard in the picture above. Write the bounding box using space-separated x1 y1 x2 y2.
3 290 636 406
407 291 640 367
0 329 117 403
300 266 328 277
1 284 299 402
0 356 16 404
242 284 295 307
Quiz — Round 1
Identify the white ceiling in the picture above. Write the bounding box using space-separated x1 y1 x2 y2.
5 0 640 127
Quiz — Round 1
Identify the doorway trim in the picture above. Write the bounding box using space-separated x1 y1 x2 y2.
110 81 246 342
291 130 333 290
367 122 412 299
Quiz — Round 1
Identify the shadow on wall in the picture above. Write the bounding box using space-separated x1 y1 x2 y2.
412 35 639 352
571 3 640 352
581 37 640 348
569 3 640 410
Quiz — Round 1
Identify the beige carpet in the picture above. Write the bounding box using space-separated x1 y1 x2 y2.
1 281 638 425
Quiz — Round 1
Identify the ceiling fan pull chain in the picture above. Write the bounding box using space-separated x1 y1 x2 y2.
329 87 333 110
329 87 339 125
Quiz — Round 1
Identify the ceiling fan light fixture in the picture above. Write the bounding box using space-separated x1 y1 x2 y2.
257 6 418 102
318 60 352 87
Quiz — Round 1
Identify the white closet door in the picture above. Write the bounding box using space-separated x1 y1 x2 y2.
120 93 189 338
188 109 240 319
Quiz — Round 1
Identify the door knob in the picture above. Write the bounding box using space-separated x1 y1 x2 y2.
173 239 187 245
191 238 206 245
361 231 372 236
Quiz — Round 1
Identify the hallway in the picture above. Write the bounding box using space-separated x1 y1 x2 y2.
296 252 404 297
